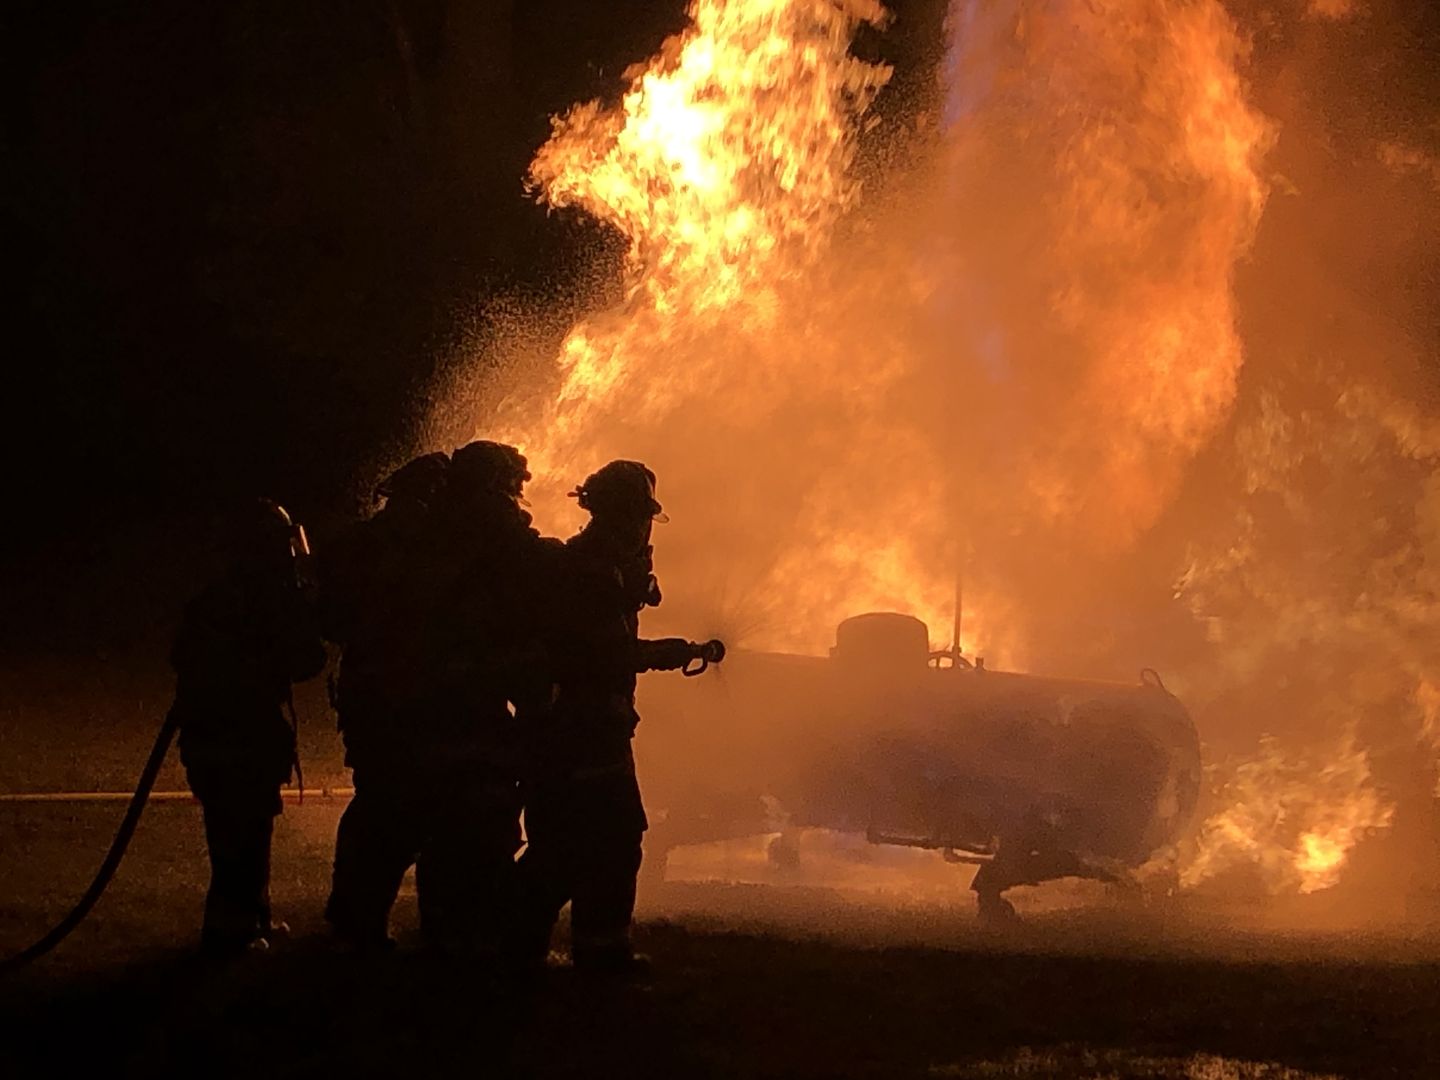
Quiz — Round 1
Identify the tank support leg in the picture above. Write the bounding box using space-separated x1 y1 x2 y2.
970 841 1089 925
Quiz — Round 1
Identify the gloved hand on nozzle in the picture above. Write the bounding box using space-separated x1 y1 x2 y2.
695 639 725 665
639 637 726 674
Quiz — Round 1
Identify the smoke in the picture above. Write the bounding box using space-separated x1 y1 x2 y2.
439 0 1438 903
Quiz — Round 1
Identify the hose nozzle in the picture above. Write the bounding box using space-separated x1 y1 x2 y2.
683 639 727 677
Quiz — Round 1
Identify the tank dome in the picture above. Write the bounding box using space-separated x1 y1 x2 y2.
831 612 930 671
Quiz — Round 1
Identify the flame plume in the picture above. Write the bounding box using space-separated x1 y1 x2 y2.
498 0 1272 662
517 0 892 479
1175 380 1440 894
457 0 1436 899
943 0 1270 549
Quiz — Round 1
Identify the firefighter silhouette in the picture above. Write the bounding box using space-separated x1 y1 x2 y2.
320 451 451 949
171 499 326 954
517 460 723 974
322 442 547 955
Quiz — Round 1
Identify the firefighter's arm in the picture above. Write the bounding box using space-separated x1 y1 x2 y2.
278 588 328 683
170 584 245 685
442 640 550 699
315 554 356 645
314 526 371 645
636 637 726 673
170 605 227 682
286 630 329 683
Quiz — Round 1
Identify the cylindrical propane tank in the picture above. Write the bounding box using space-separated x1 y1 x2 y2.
637 612 1201 879
827 613 1201 867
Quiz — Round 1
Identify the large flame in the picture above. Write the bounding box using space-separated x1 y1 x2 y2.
1174 379 1440 891
1180 732 1395 894
458 0 1434 899
942 0 1270 549
498 0 1271 662
505 0 966 651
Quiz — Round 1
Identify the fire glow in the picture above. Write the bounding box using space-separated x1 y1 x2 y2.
466 0 1437 899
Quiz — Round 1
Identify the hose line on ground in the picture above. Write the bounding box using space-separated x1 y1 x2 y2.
0 708 181 975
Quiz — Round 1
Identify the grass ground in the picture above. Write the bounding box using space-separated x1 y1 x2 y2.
2 800 1438 1078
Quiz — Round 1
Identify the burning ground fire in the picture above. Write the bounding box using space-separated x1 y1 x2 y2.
448 0 1438 902
1178 732 1394 895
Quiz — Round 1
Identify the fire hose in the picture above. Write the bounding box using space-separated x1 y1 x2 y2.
0 708 182 975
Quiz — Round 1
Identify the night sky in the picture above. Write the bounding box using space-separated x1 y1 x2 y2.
4 2 944 534
6 2 687 532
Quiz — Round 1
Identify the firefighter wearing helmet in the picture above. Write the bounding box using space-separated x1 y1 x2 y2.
421 438 556 955
323 440 550 955
171 498 326 954
517 460 724 975
320 451 454 950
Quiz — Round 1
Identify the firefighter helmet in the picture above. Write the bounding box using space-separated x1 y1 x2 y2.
570 460 668 521
237 498 305 564
450 440 530 499
375 451 450 505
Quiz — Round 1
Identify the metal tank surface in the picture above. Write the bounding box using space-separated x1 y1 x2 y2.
635 612 1202 911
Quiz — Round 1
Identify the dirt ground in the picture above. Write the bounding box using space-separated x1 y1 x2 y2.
2 799 1438 1079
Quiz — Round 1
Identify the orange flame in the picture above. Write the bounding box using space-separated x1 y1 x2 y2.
1180 733 1394 894
942 0 1271 549
1175 378 1440 890
518 0 892 473
492 0 1271 664
454 0 1429 898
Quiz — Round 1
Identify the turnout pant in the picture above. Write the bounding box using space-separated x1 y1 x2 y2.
517 767 647 965
970 812 1095 905
327 762 522 952
327 772 416 945
188 772 282 950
